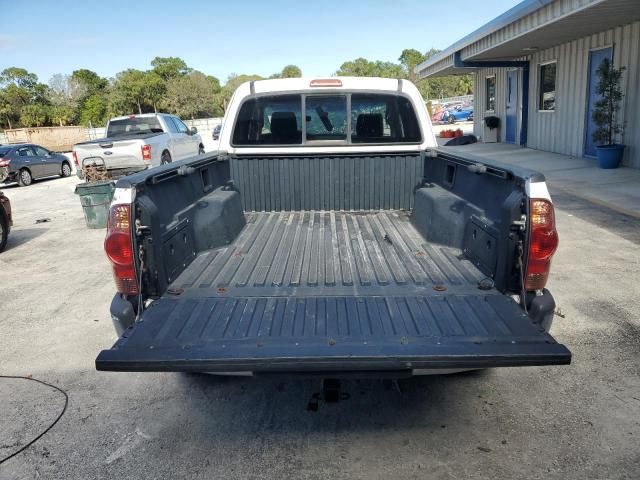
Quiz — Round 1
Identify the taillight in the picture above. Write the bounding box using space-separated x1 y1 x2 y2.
524 199 559 290
0 159 10 167
310 78 343 87
141 145 151 161
104 204 139 295
72 151 79 166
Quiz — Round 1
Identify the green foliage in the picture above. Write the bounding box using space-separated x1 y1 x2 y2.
109 69 148 114
336 50 473 101
335 57 404 78
216 73 264 112
0 49 475 129
79 93 108 127
71 69 108 95
163 71 223 119
20 104 48 127
280 65 302 78
151 57 192 80
398 48 424 82
591 58 625 145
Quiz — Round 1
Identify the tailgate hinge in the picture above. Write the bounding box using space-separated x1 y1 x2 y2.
512 214 527 231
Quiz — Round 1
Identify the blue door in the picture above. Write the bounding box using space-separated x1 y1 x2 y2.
505 70 518 144
585 47 613 157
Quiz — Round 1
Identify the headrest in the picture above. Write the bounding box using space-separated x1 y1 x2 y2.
356 113 383 138
270 112 298 139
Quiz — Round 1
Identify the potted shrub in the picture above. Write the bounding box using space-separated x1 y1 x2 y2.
592 58 626 169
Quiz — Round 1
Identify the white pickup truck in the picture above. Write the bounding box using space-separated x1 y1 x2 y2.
96 77 570 379
73 113 204 178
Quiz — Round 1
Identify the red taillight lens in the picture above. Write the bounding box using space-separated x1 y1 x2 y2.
524 199 559 291
141 144 151 161
0 159 10 167
104 204 138 295
72 151 79 166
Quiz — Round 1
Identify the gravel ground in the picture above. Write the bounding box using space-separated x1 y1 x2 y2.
0 175 638 480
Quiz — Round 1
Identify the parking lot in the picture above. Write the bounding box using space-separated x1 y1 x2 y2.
0 174 639 479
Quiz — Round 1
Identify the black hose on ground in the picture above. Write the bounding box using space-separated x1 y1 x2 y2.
0 375 68 466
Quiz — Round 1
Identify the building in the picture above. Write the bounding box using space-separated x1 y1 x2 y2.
416 0 640 168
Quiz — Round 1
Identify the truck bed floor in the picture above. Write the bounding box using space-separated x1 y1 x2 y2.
172 210 486 295
96 211 570 372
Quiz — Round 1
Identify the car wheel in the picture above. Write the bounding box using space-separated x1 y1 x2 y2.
448 115 456 124
0 213 7 252
161 151 172 165
61 162 72 177
18 168 32 187
198 145 205 155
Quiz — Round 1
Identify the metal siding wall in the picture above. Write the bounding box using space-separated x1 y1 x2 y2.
472 68 512 143
462 0 600 59
527 21 640 167
230 155 424 212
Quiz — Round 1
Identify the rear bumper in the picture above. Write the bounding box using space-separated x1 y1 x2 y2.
527 288 556 332
0 167 17 183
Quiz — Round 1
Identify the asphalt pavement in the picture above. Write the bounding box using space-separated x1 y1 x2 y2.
0 175 638 479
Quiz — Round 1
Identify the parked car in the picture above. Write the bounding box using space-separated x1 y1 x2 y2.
96 77 570 379
0 143 72 187
212 123 222 141
448 107 474 122
73 113 205 179
0 190 12 252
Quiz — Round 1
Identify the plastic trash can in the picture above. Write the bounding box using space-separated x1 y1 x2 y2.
74 180 115 229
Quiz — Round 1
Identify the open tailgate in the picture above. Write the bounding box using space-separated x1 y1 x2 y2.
96 294 570 373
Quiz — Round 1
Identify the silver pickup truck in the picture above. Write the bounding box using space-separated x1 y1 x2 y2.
73 113 204 178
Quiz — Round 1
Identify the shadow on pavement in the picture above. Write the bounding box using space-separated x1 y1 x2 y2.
4 227 48 251
551 190 640 245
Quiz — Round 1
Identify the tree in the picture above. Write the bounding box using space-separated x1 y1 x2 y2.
281 65 302 78
110 69 148 114
398 49 425 83
0 67 49 128
164 71 222 119
217 73 263 112
79 94 108 127
335 58 405 78
71 69 108 95
151 57 191 80
0 67 38 90
592 58 625 145
143 72 166 113
47 74 86 125
20 104 48 127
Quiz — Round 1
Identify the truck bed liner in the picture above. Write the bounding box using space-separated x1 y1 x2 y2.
96 211 571 372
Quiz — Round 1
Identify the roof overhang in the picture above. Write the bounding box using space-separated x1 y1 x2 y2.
417 0 640 77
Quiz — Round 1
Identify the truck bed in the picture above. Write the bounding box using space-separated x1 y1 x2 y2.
96 210 570 373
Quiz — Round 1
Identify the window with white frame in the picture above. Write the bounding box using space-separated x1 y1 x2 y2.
485 75 496 111
538 62 556 111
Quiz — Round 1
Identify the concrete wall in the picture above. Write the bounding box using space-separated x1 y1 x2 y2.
472 20 640 168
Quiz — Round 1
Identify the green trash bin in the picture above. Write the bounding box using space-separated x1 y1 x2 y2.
74 180 116 229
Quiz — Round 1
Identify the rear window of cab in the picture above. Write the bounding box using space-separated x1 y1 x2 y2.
232 93 422 146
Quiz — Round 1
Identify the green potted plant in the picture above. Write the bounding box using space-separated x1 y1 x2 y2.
592 58 626 169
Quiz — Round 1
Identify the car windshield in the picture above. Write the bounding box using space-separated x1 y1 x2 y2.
0 147 11 157
107 117 164 137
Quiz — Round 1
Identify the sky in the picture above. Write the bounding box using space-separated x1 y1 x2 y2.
0 0 520 84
